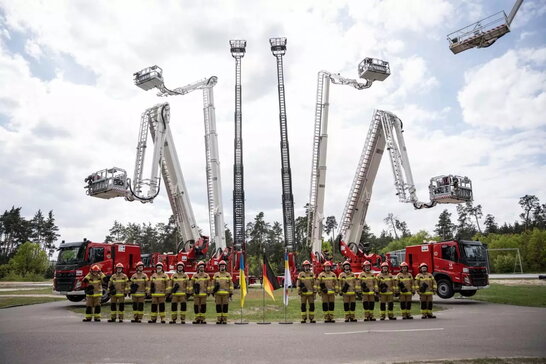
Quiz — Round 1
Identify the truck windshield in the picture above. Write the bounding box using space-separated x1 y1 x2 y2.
459 241 488 267
57 245 86 265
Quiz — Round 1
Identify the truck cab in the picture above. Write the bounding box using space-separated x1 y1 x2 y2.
388 240 489 299
54 240 143 302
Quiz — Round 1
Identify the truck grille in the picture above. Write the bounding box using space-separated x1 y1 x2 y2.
55 272 76 291
469 268 488 286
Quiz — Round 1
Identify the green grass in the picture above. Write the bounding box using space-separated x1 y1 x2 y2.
472 283 546 307
67 287 439 322
0 296 64 309
0 287 54 295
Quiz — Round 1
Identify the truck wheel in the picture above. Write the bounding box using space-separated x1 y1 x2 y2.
66 295 85 302
460 290 477 297
100 286 111 304
436 279 454 299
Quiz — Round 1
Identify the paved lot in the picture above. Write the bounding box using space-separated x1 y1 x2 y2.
0 298 545 363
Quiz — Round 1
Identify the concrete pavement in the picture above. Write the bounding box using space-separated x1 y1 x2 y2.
0 299 545 363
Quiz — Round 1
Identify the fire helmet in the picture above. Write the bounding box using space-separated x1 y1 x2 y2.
323 261 332 267
197 261 205 267
176 261 185 267
380 262 389 268
219 260 227 266
362 261 372 267
419 262 428 269
91 264 100 272
135 261 144 267
302 260 311 266
115 263 124 269
400 262 409 268
155 262 164 269
342 260 351 267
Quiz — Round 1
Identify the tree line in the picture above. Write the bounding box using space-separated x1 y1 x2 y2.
1 194 544 279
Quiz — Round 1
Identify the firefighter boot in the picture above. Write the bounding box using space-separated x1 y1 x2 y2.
380 302 386 320
170 302 178 324
407 302 413 319
119 303 124 322
193 305 200 324
180 302 186 324
401 302 407 320
94 306 101 322
309 303 316 323
148 304 157 323
108 303 117 322
388 302 396 320
301 303 307 323
350 302 357 322
420 301 427 319
322 302 329 323
216 304 222 324
83 306 92 322
369 301 376 321
200 304 207 324
427 302 436 318
329 302 335 323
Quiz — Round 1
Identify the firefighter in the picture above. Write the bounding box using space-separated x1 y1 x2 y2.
317 261 338 323
296 260 316 323
359 260 378 321
376 261 396 320
148 262 171 324
395 262 414 320
414 262 437 319
129 261 148 323
192 261 211 324
108 263 129 323
82 264 106 322
338 260 358 322
169 261 190 324
212 260 234 324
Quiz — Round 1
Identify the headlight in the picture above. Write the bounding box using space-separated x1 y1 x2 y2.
76 270 83 276
462 268 469 273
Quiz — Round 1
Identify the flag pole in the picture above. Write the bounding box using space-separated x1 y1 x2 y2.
235 251 248 325
257 249 270 324
279 248 292 324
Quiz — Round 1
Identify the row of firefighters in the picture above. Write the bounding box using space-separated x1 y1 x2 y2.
81 259 438 324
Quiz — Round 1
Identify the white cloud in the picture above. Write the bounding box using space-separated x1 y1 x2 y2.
458 47 546 130
0 0 544 246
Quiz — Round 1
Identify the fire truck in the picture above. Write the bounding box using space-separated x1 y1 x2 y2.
387 240 489 299
54 239 157 302
305 58 475 276
84 65 247 287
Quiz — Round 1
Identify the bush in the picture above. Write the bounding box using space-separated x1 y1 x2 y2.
8 242 49 277
44 262 55 279
492 254 516 273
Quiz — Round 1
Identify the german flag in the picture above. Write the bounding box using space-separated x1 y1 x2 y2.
262 254 280 300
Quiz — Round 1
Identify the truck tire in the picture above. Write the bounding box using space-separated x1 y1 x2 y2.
460 290 477 297
100 285 111 304
66 295 85 302
436 279 454 299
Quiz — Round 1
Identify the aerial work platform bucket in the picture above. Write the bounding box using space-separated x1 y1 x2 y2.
134 65 164 90
85 167 129 199
447 11 510 54
358 58 390 82
429 175 473 204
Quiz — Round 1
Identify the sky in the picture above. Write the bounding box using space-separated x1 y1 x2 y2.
0 0 545 246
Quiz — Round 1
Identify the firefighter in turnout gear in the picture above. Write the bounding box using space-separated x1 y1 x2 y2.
192 261 211 324
317 261 338 323
359 260 378 321
108 263 129 322
414 262 437 319
296 260 316 323
212 260 233 324
376 261 396 320
130 261 148 323
395 262 414 319
148 262 171 323
339 261 358 322
169 261 190 324
82 264 106 322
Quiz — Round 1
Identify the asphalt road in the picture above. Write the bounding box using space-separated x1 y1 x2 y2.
0 299 545 364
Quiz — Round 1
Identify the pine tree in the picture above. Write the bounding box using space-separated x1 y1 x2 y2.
483 214 498 234
435 209 455 240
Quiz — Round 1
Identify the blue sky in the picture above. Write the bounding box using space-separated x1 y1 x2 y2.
0 0 545 244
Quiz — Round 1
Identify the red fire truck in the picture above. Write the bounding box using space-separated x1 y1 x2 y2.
54 239 160 303
386 239 489 299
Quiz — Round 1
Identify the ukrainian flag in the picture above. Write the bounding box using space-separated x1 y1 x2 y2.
239 254 247 308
